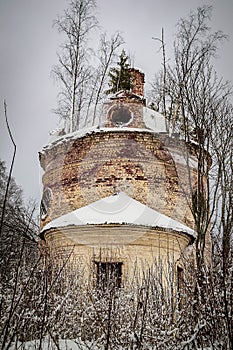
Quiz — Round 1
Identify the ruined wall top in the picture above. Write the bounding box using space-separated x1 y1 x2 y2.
129 68 145 97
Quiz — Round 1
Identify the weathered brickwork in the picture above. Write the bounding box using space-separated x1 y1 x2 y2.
129 68 145 96
40 130 198 231
39 67 212 281
103 100 146 128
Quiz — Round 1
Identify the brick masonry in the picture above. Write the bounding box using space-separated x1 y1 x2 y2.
40 130 197 232
129 68 145 96
39 70 212 271
103 100 146 128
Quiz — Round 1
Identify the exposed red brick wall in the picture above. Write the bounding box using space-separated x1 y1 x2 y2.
129 68 145 97
40 131 196 231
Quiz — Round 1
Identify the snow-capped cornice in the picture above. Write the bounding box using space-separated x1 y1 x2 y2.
41 192 196 239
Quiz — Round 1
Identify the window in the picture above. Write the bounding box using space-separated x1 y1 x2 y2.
40 188 52 219
95 261 123 289
177 266 184 310
111 107 132 125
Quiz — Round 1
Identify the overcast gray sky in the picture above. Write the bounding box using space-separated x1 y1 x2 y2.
0 0 232 208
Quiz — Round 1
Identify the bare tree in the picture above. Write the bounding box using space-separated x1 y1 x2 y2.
152 28 167 118
52 0 98 132
83 32 124 127
0 159 39 349
92 32 124 125
0 101 16 238
1 234 232 349
150 6 232 271
2 5 233 349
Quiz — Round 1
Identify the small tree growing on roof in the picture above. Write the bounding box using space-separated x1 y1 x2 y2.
106 49 132 94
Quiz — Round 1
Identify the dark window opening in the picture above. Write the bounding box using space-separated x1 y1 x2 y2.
177 266 184 310
40 188 52 219
111 107 132 125
95 261 123 289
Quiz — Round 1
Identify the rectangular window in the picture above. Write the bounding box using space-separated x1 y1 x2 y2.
177 266 184 310
95 261 123 289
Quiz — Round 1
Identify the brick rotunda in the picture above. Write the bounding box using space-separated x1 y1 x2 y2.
39 69 202 285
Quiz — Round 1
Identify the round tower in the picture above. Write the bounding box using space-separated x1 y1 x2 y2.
39 69 200 283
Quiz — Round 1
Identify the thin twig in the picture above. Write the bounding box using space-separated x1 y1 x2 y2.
0 100 17 236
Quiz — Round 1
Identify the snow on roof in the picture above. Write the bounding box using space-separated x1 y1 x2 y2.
109 90 145 100
143 107 167 132
41 192 196 238
166 147 198 168
40 105 170 154
40 125 168 155
40 126 99 153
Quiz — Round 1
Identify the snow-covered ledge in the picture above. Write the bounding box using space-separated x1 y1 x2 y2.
41 192 196 239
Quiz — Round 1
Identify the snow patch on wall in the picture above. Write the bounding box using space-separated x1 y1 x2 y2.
143 107 167 132
167 148 198 168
